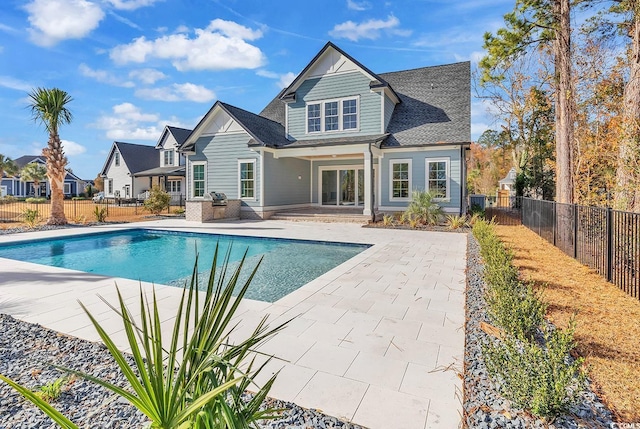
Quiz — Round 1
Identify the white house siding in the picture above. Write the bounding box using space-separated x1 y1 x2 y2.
287 72 382 141
189 132 261 208
379 147 463 213
262 152 310 206
103 152 134 198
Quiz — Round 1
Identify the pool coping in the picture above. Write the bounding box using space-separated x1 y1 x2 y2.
0 219 467 429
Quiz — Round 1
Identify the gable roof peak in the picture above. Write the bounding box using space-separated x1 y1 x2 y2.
280 41 398 102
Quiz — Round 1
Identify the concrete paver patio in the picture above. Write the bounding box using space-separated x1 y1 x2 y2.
0 219 467 429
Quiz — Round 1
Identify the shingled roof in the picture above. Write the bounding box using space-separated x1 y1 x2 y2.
13 155 46 168
100 142 158 175
380 62 470 147
188 44 469 150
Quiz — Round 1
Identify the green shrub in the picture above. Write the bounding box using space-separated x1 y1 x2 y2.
445 214 468 229
469 203 485 216
71 196 86 201
0 195 17 205
483 322 585 418
143 186 171 215
34 376 71 403
93 206 107 223
172 207 185 215
382 214 394 226
402 190 443 225
25 197 47 204
0 246 287 428
485 280 547 340
22 208 40 228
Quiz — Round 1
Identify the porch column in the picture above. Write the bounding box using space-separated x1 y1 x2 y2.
363 150 372 216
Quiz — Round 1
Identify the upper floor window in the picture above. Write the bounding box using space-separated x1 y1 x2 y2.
114 152 120 167
308 104 321 132
306 97 358 133
164 150 174 166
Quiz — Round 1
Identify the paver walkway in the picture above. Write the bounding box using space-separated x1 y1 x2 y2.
0 219 467 429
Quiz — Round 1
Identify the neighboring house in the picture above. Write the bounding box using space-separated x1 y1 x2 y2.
0 155 84 197
99 126 191 201
99 142 158 199
179 41 471 219
498 168 517 195
133 126 190 200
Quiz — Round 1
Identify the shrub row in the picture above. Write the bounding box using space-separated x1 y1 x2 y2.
472 218 585 418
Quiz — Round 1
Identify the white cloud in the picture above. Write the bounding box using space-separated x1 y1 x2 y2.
25 0 104 47
135 83 216 102
175 25 189 33
110 19 266 71
93 103 193 141
0 23 18 34
78 63 134 87
106 0 161 10
61 139 86 156
128 68 167 84
256 70 297 89
0 76 32 91
329 15 410 42
347 0 371 11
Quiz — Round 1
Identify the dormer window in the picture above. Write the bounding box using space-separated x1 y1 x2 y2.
164 150 174 166
306 97 359 133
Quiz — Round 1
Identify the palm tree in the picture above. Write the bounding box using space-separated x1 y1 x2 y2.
20 162 48 196
0 154 18 180
28 87 73 224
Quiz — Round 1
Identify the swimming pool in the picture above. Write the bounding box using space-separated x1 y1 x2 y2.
0 229 370 302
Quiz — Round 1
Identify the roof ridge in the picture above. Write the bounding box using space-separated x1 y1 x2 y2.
379 61 470 76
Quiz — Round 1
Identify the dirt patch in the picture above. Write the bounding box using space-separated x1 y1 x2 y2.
495 225 640 423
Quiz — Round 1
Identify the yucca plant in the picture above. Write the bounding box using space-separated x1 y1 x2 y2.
445 214 468 229
0 244 288 429
403 190 444 225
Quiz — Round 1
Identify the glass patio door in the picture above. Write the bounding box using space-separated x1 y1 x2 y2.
321 167 374 207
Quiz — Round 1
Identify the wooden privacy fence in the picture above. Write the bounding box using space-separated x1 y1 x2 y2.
480 195 640 300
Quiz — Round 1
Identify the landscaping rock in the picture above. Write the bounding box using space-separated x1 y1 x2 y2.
463 233 616 428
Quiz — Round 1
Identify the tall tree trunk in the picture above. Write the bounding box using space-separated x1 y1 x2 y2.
615 2 640 212
554 0 574 204
43 134 68 225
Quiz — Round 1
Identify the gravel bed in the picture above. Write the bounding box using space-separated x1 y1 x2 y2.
0 314 364 428
463 234 616 428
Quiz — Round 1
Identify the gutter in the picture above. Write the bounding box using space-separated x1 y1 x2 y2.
368 142 375 223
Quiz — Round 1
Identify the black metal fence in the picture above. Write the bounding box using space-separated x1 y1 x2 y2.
0 196 185 224
482 195 640 300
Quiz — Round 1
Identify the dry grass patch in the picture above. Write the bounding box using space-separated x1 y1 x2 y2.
495 225 640 422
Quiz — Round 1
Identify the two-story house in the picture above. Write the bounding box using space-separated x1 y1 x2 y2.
99 126 190 201
180 42 470 219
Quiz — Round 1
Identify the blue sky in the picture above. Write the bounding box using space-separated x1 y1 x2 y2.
0 0 513 180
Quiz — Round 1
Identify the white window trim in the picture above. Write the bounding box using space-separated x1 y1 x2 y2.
191 161 206 199
114 152 120 167
305 96 360 134
426 157 451 201
63 183 71 194
389 159 412 202
163 150 175 167
108 179 113 196
238 159 257 201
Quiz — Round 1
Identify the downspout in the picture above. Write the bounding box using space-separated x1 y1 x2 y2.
369 142 375 223
460 144 466 215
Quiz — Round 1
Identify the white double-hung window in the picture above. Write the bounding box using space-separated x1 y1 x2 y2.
164 150 174 166
390 159 411 201
238 159 256 200
191 162 206 198
426 158 450 200
306 97 358 133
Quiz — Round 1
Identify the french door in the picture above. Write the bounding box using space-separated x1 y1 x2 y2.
320 167 373 207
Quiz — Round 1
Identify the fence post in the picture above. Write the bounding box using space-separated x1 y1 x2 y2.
553 201 557 246
573 203 579 259
606 207 613 282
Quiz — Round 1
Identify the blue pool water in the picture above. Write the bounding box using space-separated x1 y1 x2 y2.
0 229 370 302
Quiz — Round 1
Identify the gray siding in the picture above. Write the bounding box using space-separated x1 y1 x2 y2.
287 72 382 140
263 152 310 206
193 132 261 206
384 94 395 131
379 148 462 210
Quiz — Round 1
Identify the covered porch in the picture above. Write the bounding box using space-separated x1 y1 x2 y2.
259 136 386 217
134 166 186 203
